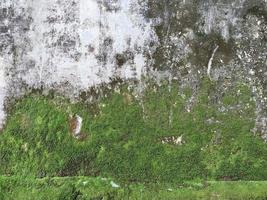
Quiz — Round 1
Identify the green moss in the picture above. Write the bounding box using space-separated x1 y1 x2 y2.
0 79 266 183
1 176 267 200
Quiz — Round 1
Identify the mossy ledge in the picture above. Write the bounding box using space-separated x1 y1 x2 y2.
1 176 267 200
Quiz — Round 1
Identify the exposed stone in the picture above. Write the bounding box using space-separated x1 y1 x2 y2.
161 135 184 146
68 114 86 140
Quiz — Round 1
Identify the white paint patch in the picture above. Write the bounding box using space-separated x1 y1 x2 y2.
23 0 157 90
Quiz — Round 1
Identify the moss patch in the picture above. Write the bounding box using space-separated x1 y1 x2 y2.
0 79 266 183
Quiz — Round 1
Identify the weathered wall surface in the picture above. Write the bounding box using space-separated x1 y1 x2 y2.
0 0 158 128
0 0 266 137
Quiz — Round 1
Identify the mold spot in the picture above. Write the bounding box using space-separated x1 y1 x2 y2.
101 0 121 12
87 45 95 53
103 37 113 47
190 32 235 67
115 53 126 67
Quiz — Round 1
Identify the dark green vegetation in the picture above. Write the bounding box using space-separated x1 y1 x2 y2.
1 176 267 200
1 79 267 199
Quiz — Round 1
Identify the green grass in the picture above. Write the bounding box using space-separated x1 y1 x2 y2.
1 176 267 200
0 78 267 185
